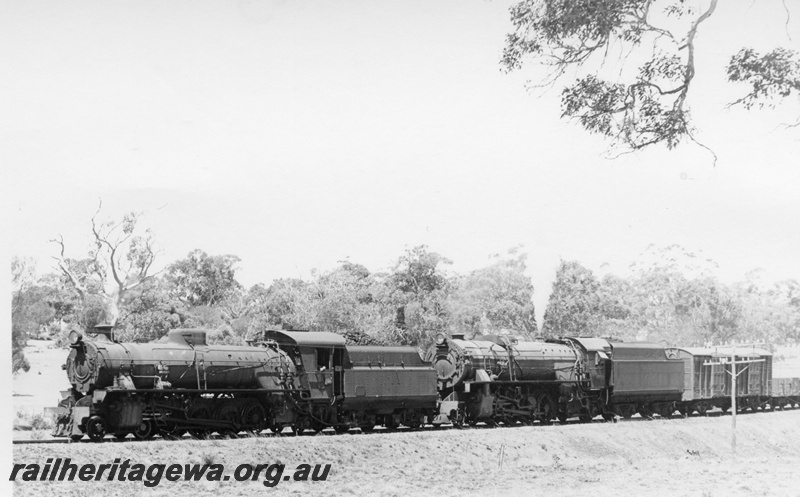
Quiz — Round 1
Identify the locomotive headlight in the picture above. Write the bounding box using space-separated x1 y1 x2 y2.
69 331 83 344
435 333 446 345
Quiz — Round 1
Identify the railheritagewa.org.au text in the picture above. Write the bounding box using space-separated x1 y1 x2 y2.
10 458 331 487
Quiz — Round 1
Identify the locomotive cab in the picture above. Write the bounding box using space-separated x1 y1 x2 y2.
259 330 346 400
258 330 437 432
556 337 612 391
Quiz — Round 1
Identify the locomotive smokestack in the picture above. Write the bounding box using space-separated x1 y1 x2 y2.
91 324 116 342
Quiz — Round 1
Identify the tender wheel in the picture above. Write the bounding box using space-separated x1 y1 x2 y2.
134 420 155 440
86 416 107 443
407 412 424 430
360 424 374 433
334 425 350 434
638 406 654 419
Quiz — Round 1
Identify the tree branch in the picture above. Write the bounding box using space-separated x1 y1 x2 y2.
50 235 87 303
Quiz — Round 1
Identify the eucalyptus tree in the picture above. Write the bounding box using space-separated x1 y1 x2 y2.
51 202 157 327
502 0 799 156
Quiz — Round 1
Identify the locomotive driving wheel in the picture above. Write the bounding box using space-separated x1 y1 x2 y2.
537 394 554 425
133 420 155 440
187 406 211 439
86 416 107 443
214 403 241 436
240 402 266 431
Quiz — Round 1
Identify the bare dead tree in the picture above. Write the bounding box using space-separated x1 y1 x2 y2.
51 200 158 326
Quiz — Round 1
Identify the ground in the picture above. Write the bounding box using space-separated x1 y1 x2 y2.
9 340 800 496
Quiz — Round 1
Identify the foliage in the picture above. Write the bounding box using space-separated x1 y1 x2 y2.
11 257 33 372
387 246 453 346
167 250 243 307
541 260 602 337
238 266 393 345
728 47 800 109
243 279 310 332
538 245 800 348
13 241 800 355
448 248 537 337
594 273 636 339
12 349 30 374
502 0 799 153
736 277 800 348
116 279 188 342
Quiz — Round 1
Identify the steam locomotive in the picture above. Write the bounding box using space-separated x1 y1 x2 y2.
52 326 436 441
51 326 799 441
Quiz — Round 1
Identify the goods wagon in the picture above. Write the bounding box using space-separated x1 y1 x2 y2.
771 378 800 409
676 347 772 414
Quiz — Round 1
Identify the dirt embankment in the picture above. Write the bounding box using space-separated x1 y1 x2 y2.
11 409 800 497
11 340 800 496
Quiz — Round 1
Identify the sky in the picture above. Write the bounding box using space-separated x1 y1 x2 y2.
2 0 800 332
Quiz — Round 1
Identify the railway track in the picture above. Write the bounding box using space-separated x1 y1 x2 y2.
14 405 798 445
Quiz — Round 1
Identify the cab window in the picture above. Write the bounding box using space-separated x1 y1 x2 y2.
316 348 331 371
